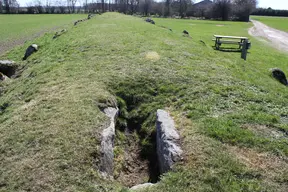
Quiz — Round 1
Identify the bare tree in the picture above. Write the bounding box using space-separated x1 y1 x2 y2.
130 0 139 14
3 0 19 13
233 0 257 21
140 0 151 16
83 0 88 12
178 0 192 18
3 0 10 13
33 0 44 13
45 0 52 13
101 0 105 12
164 0 171 16
67 0 77 13
55 0 67 13
211 0 232 21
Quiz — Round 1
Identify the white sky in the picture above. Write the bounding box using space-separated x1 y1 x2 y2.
16 0 288 10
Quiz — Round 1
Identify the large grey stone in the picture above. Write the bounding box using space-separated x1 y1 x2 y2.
130 183 154 191
156 109 182 174
23 44 38 60
0 60 18 77
99 107 118 177
270 68 288 86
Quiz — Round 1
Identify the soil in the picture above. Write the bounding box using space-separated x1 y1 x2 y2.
249 20 288 53
114 131 151 188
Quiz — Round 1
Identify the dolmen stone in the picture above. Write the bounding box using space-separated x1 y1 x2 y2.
0 60 18 77
23 44 38 60
183 30 189 35
145 18 155 25
53 29 67 39
271 68 288 86
156 109 182 174
88 14 94 20
99 107 119 177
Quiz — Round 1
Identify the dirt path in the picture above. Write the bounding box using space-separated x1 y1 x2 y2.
249 20 288 53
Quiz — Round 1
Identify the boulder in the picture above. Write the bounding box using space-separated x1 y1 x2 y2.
183 30 189 35
271 68 288 86
88 14 94 20
0 60 18 77
99 107 119 177
130 183 154 191
23 44 38 60
145 18 155 24
156 109 182 174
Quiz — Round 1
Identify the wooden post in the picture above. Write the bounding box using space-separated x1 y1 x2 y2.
241 40 248 60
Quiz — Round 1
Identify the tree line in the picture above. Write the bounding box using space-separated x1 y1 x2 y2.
252 7 288 17
0 0 258 22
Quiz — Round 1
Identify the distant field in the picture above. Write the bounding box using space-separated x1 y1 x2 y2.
0 14 85 54
251 15 288 32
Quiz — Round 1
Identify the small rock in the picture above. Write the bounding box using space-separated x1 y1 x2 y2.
130 183 154 190
0 72 8 81
270 68 288 86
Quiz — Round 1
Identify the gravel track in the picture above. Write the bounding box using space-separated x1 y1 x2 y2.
249 20 288 53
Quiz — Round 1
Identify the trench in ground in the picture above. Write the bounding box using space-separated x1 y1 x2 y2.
0 64 17 78
111 78 162 187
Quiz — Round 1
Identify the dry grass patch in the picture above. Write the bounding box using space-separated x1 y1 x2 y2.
227 145 288 191
241 124 288 140
144 51 160 61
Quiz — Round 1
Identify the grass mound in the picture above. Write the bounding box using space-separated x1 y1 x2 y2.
0 13 287 191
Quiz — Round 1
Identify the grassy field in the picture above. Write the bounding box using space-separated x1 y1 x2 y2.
0 13 288 191
251 15 288 32
0 14 85 54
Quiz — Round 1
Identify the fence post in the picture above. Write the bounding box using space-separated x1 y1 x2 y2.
241 40 248 60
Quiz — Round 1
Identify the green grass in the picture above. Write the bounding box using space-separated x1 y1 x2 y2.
251 15 288 32
0 14 85 54
0 13 288 191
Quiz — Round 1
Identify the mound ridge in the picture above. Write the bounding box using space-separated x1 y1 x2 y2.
0 13 287 191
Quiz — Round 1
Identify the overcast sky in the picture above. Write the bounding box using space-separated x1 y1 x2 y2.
16 0 288 10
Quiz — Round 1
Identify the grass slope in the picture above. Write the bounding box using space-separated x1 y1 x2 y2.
251 16 288 32
0 13 288 191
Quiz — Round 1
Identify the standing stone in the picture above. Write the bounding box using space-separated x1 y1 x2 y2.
99 107 118 177
156 109 182 174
